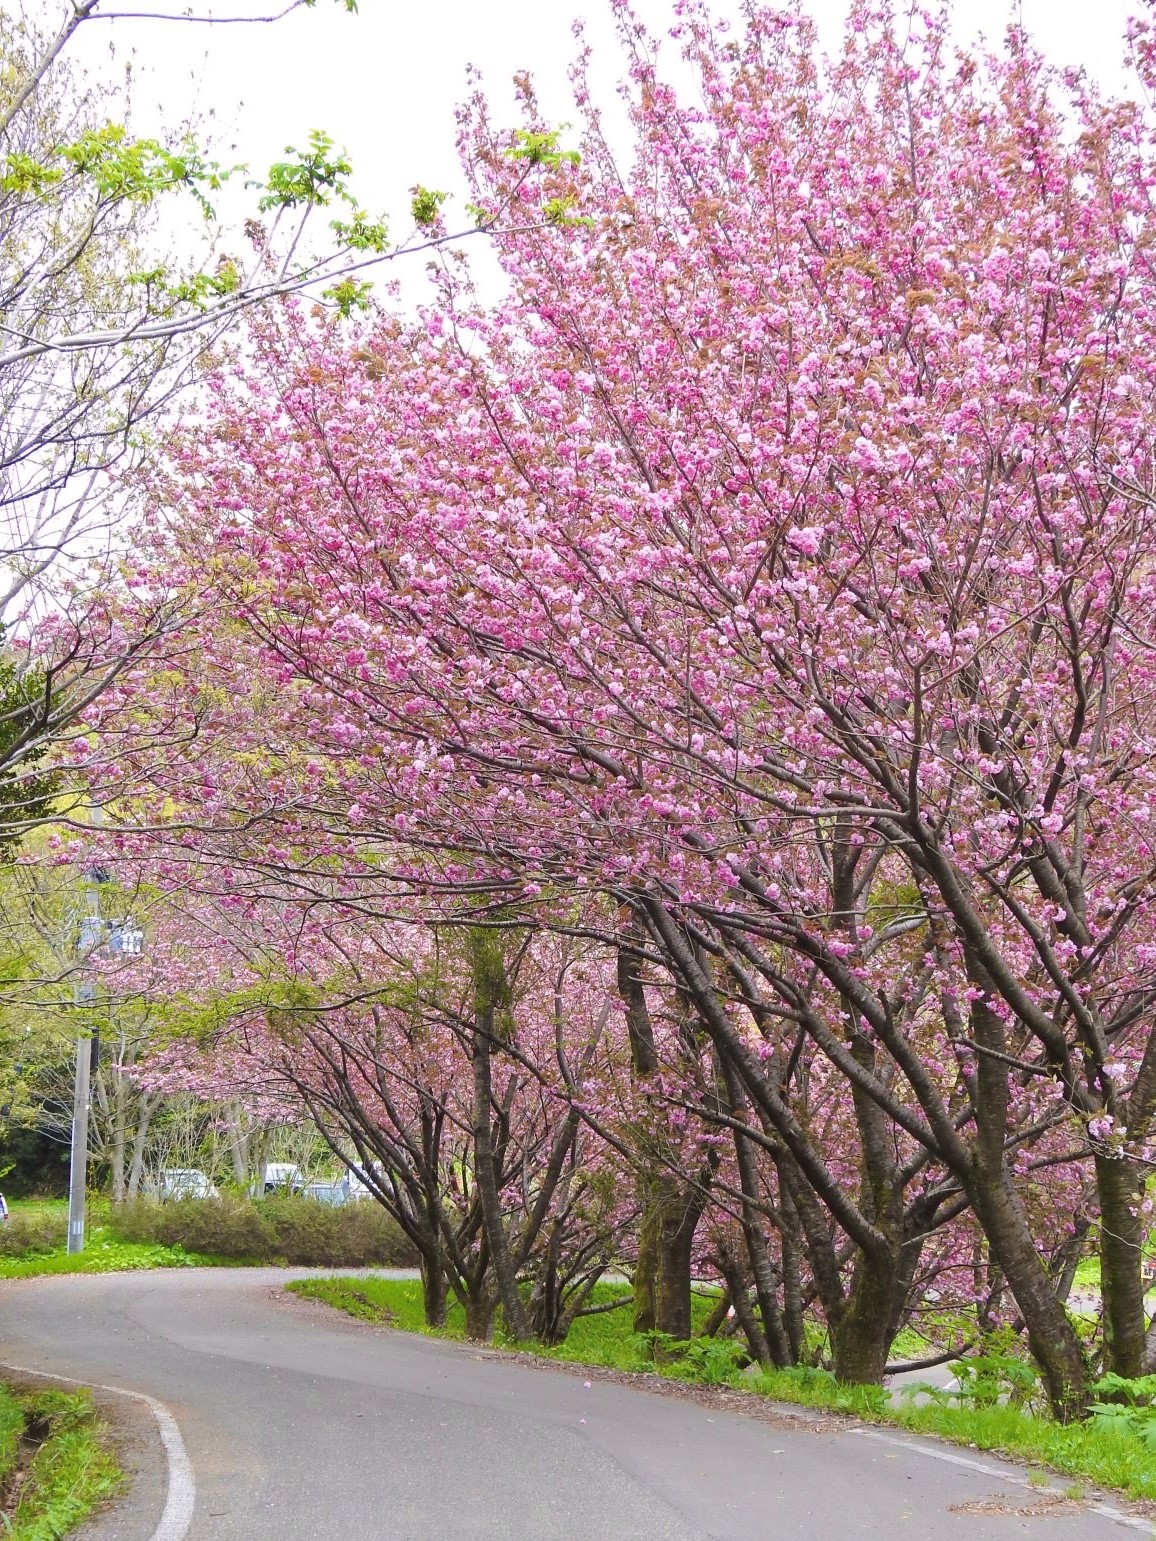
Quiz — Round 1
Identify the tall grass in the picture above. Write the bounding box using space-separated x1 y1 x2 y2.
0 1385 122 1540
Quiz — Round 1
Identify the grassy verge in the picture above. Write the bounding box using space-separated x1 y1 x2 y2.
0 1199 210 1277
288 1275 1156 1504
0 1383 24 1490
286 1276 716 1361
0 1232 215 1278
0 1192 416 1276
0 1384 121 1540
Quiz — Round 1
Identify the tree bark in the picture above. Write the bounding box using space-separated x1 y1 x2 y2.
463 1291 494 1342
969 1171 1088 1420
1095 1152 1146 1379
716 1248 772 1366
109 1068 127 1205
655 1171 710 1341
721 1054 792 1365
421 1254 449 1328
633 1175 659 1335
964 960 1088 1420
470 936 532 1343
831 1250 898 1385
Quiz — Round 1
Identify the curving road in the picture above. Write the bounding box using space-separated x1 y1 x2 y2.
0 1268 1145 1541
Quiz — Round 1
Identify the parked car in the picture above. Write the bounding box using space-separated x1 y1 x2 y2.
259 1163 305 1195
149 1168 219 1201
344 1165 383 1201
302 1179 348 1207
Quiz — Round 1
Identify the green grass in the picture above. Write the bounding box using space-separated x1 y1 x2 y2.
286 1276 716 1368
289 1275 1156 1503
0 1230 216 1278
0 1382 24 1488
889 1398 1156 1499
0 1385 122 1540
1073 1256 1101 1289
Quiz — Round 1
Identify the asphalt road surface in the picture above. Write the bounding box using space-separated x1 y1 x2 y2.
0 1268 1146 1541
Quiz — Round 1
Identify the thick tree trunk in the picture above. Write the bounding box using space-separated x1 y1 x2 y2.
633 1176 659 1335
421 1255 448 1328
831 1250 898 1385
471 950 532 1342
655 1172 710 1342
780 1197 806 1365
970 1172 1088 1420
1095 1152 1146 1379
963 956 1088 1420
463 1291 494 1342
655 1205 694 1341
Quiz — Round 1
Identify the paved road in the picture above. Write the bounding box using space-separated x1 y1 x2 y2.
0 1268 1144 1541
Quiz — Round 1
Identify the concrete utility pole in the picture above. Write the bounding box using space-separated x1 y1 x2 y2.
66 890 102 1256
65 835 141 1255
65 1028 92 1253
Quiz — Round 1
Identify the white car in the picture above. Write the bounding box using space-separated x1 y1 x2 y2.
259 1163 305 1195
152 1168 218 1200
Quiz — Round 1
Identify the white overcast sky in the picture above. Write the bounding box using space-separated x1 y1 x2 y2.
60 0 1139 302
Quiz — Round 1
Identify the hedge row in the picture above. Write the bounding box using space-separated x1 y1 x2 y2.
106 1194 419 1267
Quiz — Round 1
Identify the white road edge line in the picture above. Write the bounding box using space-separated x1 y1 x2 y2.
849 1426 1151 1534
0 1359 195 1541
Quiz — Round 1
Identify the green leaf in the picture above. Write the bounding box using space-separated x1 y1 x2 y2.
258 129 355 212
410 185 448 228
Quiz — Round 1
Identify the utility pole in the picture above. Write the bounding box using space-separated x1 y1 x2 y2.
64 840 143 1255
65 1026 91 1253
66 882 102 1256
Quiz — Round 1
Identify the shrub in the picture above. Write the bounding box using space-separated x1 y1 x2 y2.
262 1196 417 1266
109 1196 275 1260
107 1195 418 1266
0 1209 67 1257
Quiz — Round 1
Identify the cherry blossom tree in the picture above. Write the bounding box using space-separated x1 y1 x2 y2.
97 0 1156 1417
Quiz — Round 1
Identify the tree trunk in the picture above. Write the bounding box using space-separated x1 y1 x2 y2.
228 1103 249 1188
110 1070 127 1205
655 1172 709 1342
1095 1152 1146 1379
633 1174 659 1335
970 1172 1088 1420
655 1213 694 1341
780 1197 806 1365
470 939 532 1343
716 1249 771 1366
831 1250 898 1385
964 962 1088 1419
127 1094 157 1200
463 1291 493 1342
722 1055 792 1366
700 1286 733 1338
421 1255 448 1328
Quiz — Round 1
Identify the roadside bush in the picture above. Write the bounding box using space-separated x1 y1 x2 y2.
261 1196 417 1266
0 1209 66 1257
109 1196 276 1260
107 1195 417 1266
